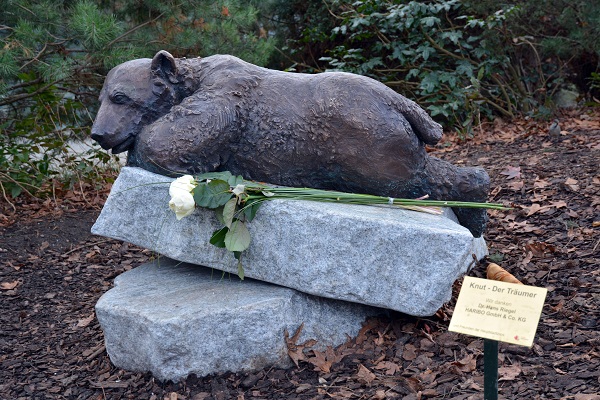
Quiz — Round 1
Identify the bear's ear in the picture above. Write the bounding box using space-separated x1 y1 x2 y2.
151 50 179 84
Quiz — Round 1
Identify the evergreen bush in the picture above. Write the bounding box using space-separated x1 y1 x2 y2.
268 0 600 130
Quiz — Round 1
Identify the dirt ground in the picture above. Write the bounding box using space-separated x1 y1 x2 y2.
1 110 599 399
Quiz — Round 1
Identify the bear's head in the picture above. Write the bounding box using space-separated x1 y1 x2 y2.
91 51 182 154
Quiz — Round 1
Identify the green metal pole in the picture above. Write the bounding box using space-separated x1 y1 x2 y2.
484 339 498 400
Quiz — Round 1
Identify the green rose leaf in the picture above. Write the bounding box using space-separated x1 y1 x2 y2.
193 179 232 208
214 206 225 225
196 171 233 182
243 199 262 222
224 219 251 252
233 251 244 280
228 175 244 186
209 227 228 248
223 198 237 228
237 259 244 280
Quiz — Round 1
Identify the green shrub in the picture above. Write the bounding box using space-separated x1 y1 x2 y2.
258 0 339 72
0 76 120 198
315 0 522 131
270 0 599 130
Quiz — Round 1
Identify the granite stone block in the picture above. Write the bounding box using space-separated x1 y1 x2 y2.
95 258 381 381
92 167 487 316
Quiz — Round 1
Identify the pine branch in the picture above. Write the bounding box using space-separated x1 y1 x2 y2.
0 80 62 107
103 12 166 49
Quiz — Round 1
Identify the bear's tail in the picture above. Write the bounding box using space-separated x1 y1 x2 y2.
394 97 443 145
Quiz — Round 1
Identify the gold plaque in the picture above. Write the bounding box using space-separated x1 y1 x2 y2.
449 276 547 347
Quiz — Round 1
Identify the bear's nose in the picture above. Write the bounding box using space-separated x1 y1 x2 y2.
91 132 111 150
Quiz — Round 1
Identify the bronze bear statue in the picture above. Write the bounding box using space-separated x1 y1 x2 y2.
91 50 490 236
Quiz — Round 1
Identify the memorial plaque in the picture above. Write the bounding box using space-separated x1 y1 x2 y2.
449 276 547 347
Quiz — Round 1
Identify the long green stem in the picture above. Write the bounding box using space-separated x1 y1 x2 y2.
242 185 508 210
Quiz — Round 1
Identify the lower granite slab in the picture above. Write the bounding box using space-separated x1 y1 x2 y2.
95 258 382 381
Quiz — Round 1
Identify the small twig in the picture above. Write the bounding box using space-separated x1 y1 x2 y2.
19 43 48 71
104 12 166 49
321 0 344 20
0 79 62 107
272 46 321 72
7 78 43 90
0 171 38 197
51 180 58 210
63 239 114 256
85 344 106 361
78 178 94 209
0 181 16 212
16 3 35 16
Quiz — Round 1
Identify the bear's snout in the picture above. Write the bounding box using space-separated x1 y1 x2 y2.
91 127 135 154
91 131 112 150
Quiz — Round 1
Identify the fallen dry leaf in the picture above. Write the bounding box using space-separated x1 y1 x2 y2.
307 345 347 374
452 354 477 373
285 323 318 367
356 364 376 385
525 241 556 257
308 349 332 373
530 193 548 202
508 220 539 233
498 364 522 381
331 388 354 398
500 166 521 180
402 343 417 361
574 394 600 400
76 312 95 328
355 318 380 345
564 178 580 191
521 251 533 267
533 178 551 189
403 376 423 393
507 180 524 191
524 203 542 216
549 200 568 209
0 281 20 290
551 299 565 313
566 209 578 218
374 360 401 375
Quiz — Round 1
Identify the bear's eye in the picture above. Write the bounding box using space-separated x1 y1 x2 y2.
111 93 129 104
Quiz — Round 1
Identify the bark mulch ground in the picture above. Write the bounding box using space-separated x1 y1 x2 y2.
1 110 599 399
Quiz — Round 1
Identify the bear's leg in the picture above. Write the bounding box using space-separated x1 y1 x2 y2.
127 104 240 176
407 157 490 237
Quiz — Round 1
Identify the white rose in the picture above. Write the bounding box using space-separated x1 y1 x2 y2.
168 175 197 220
169 175 196 197
169 192 196 220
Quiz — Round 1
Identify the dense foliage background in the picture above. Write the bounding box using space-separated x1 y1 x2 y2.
1 0 599 198
275 0 600 127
